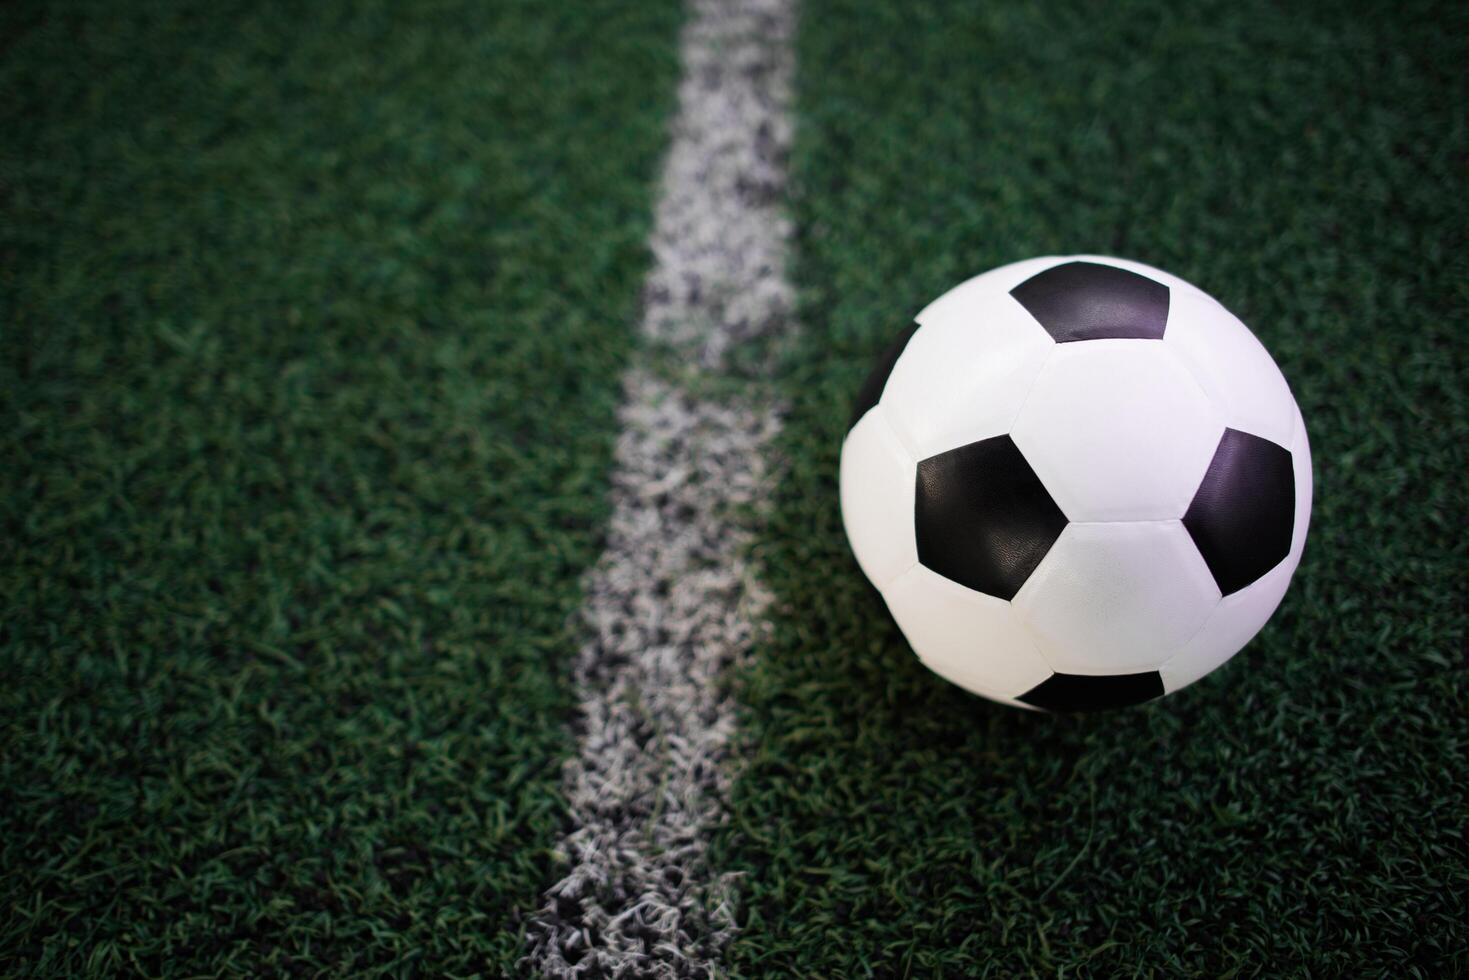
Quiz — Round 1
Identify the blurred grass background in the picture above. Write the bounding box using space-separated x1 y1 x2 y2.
721 0 1468 973
1 0 681 972
3 0 1466 974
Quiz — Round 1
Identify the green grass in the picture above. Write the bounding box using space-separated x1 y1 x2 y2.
0 0 681 973
4 0 1466 974
722 0 1468 973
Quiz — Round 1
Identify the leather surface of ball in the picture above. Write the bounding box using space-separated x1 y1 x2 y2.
840 255 1312 711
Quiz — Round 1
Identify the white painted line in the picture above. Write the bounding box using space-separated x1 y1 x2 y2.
522 0 797 976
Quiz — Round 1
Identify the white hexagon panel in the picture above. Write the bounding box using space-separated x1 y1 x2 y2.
1010 340 1225 523
1162 282 1298 448
879 262 1055 461
839 405 917 591
1012 521 1221 675
883 564 1052 707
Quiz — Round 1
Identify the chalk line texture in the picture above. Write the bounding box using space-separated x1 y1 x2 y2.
523 0 798 976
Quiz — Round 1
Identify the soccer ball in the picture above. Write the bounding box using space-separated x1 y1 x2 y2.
840 256 1312 711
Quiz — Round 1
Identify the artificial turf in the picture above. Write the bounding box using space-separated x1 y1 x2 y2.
720 0 1468 974
0 0 681 973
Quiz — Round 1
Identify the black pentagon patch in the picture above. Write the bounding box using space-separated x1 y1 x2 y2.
1183 428 1295 596
1010 261 1170 342
914 435 1067 600
849 321 920 431
1018 671 1165 712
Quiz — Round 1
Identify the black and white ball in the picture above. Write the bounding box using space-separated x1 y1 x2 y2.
840 256 1312 711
